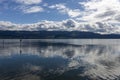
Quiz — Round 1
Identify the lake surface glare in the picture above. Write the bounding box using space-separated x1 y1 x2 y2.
0 39 120 80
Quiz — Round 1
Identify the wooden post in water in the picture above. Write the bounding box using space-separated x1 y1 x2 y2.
20 39 22 54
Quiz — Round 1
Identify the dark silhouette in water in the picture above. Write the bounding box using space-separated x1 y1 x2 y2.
20 39 22 54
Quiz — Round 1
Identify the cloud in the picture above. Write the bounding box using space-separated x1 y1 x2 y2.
49 4 68 14
49 4 81 18
15 0 42 5
0 19 120 34
67 9 81 18
20 6 44 13
14 0 44 14
78 0 120 23
0 0 120 33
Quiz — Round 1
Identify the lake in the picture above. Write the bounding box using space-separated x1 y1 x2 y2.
0 39 120 80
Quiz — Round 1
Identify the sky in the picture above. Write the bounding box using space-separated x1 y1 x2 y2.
0 0 84 23
0 0 120 24
0 0 120 34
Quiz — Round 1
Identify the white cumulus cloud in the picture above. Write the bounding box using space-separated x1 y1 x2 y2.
14 0 44 14
49 4 81 18
15 0 42 5
0 20 120 34
78 0 120 23
20 6 44 13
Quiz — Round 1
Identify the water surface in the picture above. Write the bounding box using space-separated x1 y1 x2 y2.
0 39 120 80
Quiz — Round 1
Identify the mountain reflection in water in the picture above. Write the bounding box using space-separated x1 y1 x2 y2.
0 39 120 80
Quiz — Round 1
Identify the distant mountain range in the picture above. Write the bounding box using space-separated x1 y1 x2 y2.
0 31 120 39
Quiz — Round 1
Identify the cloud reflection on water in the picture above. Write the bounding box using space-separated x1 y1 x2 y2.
0 39 120 80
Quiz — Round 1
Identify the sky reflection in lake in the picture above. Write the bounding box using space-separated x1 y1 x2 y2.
0 39 120 80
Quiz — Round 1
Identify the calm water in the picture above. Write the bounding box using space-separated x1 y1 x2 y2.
0 39 120 80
